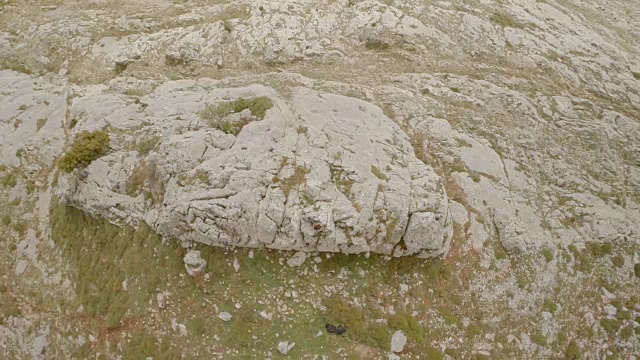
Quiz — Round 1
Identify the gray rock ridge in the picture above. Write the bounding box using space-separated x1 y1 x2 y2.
54 81 453 258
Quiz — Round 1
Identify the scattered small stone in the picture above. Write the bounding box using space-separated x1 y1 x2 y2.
287 252 307 267
178 324 187 336
157 292 168 309
277 341 295 354
233 257 240 272
14 260 28 276
32 326 49 357
219 312 232 322
183 250 206 276
260 311 273 320
399 283 409 294
601 287 615 300
603 304 617 317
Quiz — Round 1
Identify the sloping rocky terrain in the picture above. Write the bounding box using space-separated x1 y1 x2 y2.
0 0 638 359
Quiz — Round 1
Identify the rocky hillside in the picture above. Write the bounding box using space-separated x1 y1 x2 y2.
0 0 638 359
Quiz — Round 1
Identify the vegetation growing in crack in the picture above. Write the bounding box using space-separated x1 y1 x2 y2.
276 163 310 199
200 97 273 135
135 136 160 156
58 130 110 173
490 12 524 29
126 159 165 204
371 165 388 181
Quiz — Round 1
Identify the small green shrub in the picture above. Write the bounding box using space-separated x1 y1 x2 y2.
465 324 483 338
601 318 622 334
200 97 273 135
370 165 388 181
542 299 557 313
1 173 17 188
388 312 424 344
491 12 523 28
441 310 459 326
1 215 11 226
424 346 444 360
632 72 640 80
424 259 452 282
634 263 640 278
620 327 633 339
135 136 160 156
201 97 273 121
12 222 27 234
611 254 624 268
323 294 389 349
36 118 47 131
585 242 612 257
495 247 507 260
531 332 547 346
542 248 554 262
564 340 581 359
365 38 390 50
58 130 110 173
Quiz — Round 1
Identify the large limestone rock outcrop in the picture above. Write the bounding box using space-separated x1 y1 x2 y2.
56 82 453 257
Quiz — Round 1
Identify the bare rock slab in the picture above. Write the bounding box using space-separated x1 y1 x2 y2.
57 83 452 258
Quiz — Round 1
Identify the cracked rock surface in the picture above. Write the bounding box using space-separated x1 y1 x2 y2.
1 0 639 358
54 81 452 257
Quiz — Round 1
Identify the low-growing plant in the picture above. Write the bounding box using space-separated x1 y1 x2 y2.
542 299 557 313
388 312 424 344
1 173 17 188
58 130 110 173
531 332 547 346
491 12 523 28
36 118 47 131
200 97 273 135
135 136 160 156
565 339 581 359
49 197 185 331
201 97 273 121
611 254 624 268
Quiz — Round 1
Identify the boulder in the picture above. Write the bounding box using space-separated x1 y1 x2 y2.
56 83 453 258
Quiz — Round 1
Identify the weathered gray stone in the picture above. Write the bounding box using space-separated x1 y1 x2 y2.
218 312 232 322
390 330 407 353
277 340 295 354
183 250 206 276
286 252 307 268
56 84 452 258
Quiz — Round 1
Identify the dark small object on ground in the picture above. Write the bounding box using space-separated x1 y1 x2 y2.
326 323 346 335
326 324 336 333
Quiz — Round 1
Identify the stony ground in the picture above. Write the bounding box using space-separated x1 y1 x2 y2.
1 0 639 359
